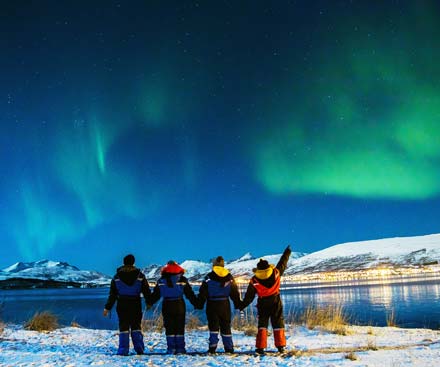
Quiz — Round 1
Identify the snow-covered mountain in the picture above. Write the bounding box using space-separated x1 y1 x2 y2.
142 234 440 281
0 260 111 288
3 233 438 288
285 233 440 274
142 250 306 282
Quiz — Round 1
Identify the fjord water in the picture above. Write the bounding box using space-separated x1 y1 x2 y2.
1 278 439 329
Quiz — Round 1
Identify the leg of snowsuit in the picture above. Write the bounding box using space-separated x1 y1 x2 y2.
116 303 131 355
131 330 144 354
219 302 233 352
256 299 272 350
174 311 186 353
256 312 269 350
270 297 286 348
207 302 220 351
117 298 144 355
129 302 144 354
163 311 176 353
117 332 130 355
163 300 186 354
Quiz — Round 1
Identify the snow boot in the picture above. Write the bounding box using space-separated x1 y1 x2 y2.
221 333 234 353
175 334 186 354
117 331 130 356
166 335 176 354
256 327 268 350
255 348 265 355
131 330 144 355
208 331 219 353
274 328 286 350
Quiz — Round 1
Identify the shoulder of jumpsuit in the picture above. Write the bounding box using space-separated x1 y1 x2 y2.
211 270 233 283
157 273 171 283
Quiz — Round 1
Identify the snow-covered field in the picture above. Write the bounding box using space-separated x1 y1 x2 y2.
1 324 439 366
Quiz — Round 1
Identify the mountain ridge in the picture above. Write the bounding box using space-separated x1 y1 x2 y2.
1 233 439 287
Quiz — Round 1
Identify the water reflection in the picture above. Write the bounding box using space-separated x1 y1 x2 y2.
279 278 440 328
0 279 439 329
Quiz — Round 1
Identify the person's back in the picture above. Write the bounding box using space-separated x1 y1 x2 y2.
149 260 197 354
103 254 150 356
240 246 291 354
197 256 241 353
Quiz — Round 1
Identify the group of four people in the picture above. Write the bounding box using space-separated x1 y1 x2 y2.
103 245 292 356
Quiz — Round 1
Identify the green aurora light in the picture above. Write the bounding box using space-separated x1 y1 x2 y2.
253 13 440 200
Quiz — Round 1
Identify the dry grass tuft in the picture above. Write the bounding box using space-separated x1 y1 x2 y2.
366 339 378 350
186 312 203 330
232 308 258 336
142 306 163 332
386 309 398 327
301 304 349 335
70 321 82 328
367 326 374 335
0 320 5 335
345 351 359 360
25 311 59 332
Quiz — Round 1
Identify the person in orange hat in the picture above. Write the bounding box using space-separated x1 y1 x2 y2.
240 245 291 354
148 260 197 354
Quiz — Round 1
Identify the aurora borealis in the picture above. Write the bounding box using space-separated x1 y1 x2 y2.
1 1 439 273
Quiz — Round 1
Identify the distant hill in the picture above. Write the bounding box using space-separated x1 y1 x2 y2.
2 233 439 288
143 234 440 282
142 250 306 282
0 260 111 289
284 233 440 275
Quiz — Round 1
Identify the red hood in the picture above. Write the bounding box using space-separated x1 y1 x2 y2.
161 263 185 274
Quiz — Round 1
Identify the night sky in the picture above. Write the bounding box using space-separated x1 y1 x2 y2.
1 1 440 274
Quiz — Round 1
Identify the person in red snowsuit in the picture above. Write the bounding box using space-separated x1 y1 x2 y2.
240 245 291 354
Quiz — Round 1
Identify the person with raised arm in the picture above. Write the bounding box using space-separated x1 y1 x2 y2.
240 245 291 354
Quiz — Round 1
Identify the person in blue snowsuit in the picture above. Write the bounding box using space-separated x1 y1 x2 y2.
148 260 197 354
103 254 151 356
196 256 242 353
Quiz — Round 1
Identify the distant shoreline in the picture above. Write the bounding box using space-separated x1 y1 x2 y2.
2 271 439 290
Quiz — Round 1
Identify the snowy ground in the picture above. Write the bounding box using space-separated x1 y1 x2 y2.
1 324 439 367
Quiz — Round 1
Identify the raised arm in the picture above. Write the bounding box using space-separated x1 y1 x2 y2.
276 245 291 276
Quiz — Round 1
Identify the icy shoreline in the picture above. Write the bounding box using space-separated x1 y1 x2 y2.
1 324 439 366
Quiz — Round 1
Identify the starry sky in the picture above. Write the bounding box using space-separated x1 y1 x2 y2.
1 1 440 274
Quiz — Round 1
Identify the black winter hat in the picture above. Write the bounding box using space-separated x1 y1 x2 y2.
213 256 225 267
256 259 270 270
123 254 135 266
